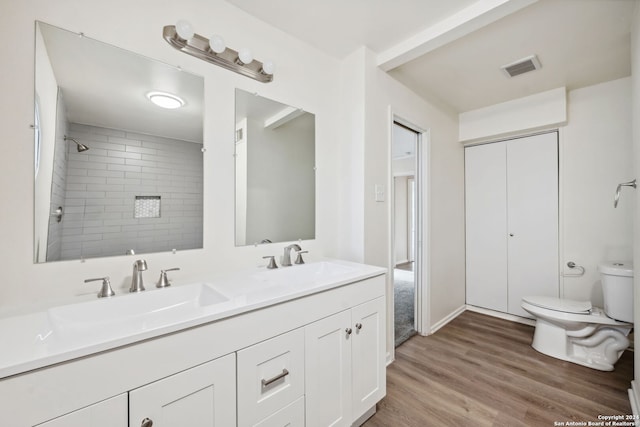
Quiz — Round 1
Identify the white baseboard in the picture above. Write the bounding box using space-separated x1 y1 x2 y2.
465 305 536 326
630 381 640 416
428 304 466 334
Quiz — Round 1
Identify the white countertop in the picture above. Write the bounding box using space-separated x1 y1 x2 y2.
0 259 386 379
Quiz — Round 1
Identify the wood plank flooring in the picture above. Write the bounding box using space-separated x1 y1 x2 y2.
364 311 634 427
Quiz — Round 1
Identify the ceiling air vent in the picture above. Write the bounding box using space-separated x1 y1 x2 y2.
501 55 541 78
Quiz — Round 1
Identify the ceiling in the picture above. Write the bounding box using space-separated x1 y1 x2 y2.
39 22 204 143
227 0 635 113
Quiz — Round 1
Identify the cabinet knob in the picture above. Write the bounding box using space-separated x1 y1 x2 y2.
141 418 153 427
509 233 514 237
345 327 353 335
355 323 363 331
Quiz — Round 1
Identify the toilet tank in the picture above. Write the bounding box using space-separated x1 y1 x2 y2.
598 261 634 323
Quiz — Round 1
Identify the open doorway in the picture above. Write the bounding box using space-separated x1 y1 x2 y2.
392 121 420 347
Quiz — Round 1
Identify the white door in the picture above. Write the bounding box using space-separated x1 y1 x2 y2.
506 133 559 317
36 394 127 427
305 310 352 427
465 141 509 312
129 354 236 427
351 297 386 421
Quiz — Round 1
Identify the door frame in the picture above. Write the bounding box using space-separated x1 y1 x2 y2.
388 109 431 361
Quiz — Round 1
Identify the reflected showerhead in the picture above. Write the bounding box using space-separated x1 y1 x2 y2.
63 135 89 152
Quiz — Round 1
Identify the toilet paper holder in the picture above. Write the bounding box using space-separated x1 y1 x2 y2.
562 261 585 277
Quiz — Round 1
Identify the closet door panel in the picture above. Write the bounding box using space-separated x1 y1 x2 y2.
465 142 508 312
506 133 559 317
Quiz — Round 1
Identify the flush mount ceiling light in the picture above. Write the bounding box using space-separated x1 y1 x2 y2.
163 20 274 83
146 91 185 109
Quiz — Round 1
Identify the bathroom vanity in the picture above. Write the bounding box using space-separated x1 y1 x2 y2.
0 260 386 427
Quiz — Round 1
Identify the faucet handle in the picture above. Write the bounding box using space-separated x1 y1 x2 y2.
295 251 308 265
157 268 180 288
84 276 116 298
263 256 278 269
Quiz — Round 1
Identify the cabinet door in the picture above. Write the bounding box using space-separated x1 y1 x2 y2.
465 142 509 312
506 132 559 317
305 310 352 427
35 394 127 427
351 297 386 421
129 353 236 427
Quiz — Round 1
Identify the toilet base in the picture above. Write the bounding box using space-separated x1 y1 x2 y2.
531 318 631 371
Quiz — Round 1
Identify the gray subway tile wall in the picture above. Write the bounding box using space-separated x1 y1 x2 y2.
52 123 203 261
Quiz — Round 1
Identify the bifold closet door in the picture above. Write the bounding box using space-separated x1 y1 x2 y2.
465 132 559 317
506 133 559 318
465 141 509 312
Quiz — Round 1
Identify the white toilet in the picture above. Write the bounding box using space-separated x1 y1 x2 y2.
521 261 633 371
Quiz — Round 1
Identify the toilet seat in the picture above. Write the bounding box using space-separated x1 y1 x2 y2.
521 297 630 326
522 296 592 314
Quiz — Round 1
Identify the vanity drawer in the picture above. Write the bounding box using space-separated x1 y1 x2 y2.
254 396 305 427
237 328 305 427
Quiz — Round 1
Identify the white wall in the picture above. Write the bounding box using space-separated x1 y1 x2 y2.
0 0 343 314
351 48 465 345
459 87 567 142
245 114 315 245
561 78 633 306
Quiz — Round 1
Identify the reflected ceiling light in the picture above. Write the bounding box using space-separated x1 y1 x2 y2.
162 21 274 83
146 91 185 109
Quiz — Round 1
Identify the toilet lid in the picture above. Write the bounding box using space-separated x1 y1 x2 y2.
522 296 592 314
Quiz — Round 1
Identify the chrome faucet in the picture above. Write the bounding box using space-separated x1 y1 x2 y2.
282 244 301 267
130 259 148 292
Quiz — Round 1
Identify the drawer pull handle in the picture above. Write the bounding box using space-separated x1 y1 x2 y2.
261 368 289 387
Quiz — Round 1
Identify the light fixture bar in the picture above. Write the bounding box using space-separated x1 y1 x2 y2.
162 25 273 83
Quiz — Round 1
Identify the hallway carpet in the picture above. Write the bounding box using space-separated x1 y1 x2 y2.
394 269 416 347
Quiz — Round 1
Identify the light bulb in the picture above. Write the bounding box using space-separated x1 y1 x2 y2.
238 48 253 65
175 20 194 40
261 60 275 75
209 34 226 54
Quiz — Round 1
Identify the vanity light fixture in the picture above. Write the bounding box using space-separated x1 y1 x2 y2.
146 91 185 109
163 21 274 83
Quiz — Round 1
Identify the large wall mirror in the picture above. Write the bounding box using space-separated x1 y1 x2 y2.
34 21 204 263
234 89 315 246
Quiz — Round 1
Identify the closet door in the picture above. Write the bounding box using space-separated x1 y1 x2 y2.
465 142 508 312
506 132 559 317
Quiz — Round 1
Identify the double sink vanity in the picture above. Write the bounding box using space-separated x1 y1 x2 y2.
20 19 387 427
0 259 387 426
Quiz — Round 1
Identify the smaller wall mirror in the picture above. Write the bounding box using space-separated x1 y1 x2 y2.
34 21 204 263
234 89 315 246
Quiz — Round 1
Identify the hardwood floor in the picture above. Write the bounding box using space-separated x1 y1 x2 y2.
365 311 634 427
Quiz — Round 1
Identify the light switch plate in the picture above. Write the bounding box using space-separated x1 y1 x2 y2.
375 184 385 202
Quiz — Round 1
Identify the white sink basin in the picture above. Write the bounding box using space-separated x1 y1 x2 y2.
252 261 356 287
47 282 229 344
